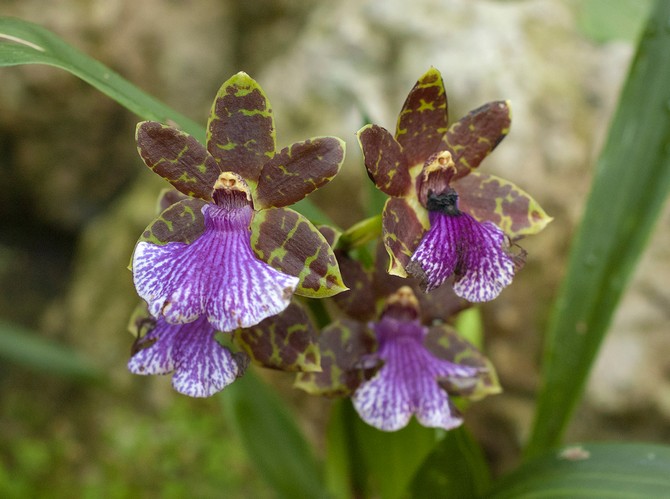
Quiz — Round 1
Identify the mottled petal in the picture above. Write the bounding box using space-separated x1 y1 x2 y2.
442 101 511 179
382 197 429 277
250 207 346 298
407 211 515 302
254 137 345 210
206 72 276 185
455 171 552 238
425 324 501 400
136 121 220 201
235 301 321 372
358 124 412 196
128 316 245 397
133 203 298 332
332 250 377 322
352 317 475 431
294 319 378 397
395 67 449 167
137 198 207 247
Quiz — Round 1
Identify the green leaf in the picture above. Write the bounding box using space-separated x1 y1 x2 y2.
0 17 203 140
526 0 670 458
235 301 321 372
251 207 347 298
490 442 670 498
0 320 103 382
222 370 326 499
409 426 491 498
207 71 276 185
353 415 439 499
254 136 346 210
576 0 653 43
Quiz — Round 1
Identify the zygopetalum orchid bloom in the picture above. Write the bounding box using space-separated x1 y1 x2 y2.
297 285 499 431
128 298 321 398
358 67 551 301
132 72 346 333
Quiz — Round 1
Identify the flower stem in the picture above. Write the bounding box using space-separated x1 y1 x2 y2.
337 215 382 251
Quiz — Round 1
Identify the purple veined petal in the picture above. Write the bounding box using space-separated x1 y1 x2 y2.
128 315 246 397
352 317 476 431
407 211 515 302
133 203 299 332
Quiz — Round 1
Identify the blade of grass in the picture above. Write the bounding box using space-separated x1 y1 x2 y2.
526 0 670 458
0 320 103 382
0 17 203 141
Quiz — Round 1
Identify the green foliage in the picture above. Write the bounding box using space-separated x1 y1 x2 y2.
526 0 670 458
0 18 203 140
222 371 327 499
490 443 670 498
410 427 491 498
575 0 652 43
0 321 102 382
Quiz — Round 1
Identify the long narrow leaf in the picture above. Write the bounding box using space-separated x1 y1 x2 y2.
526 0 670 458
222 370 326 498
352 411 439 499
409 426 491 498
490 442 670 498
0 320 103 382
0 17 203 140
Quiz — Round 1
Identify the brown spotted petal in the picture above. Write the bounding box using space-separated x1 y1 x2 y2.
395 67 449 167
156 189 189 214
137 198 207 246
332 251 377 322
442 100 511 179
206 72 276 185
294 319 379 397
357 124 411 197
136 121 220 201
250 207 347 298
253 137 345 210
424 324 501 400
382 197 429 277
235 301 320 372
455 171 552 238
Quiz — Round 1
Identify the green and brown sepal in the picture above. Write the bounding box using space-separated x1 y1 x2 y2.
425 324 501 400
235 302 320 372
455 171 553 238
206 72 276 186
294 319 379 397
250 207 347 298
136 121 220 201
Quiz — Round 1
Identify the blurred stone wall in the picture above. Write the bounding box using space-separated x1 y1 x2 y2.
1 0 668 475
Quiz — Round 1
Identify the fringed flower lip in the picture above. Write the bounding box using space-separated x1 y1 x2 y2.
128 299 323 398
131 72 347 332
128 314 248 398
296 286 501 432
357 67 551 302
